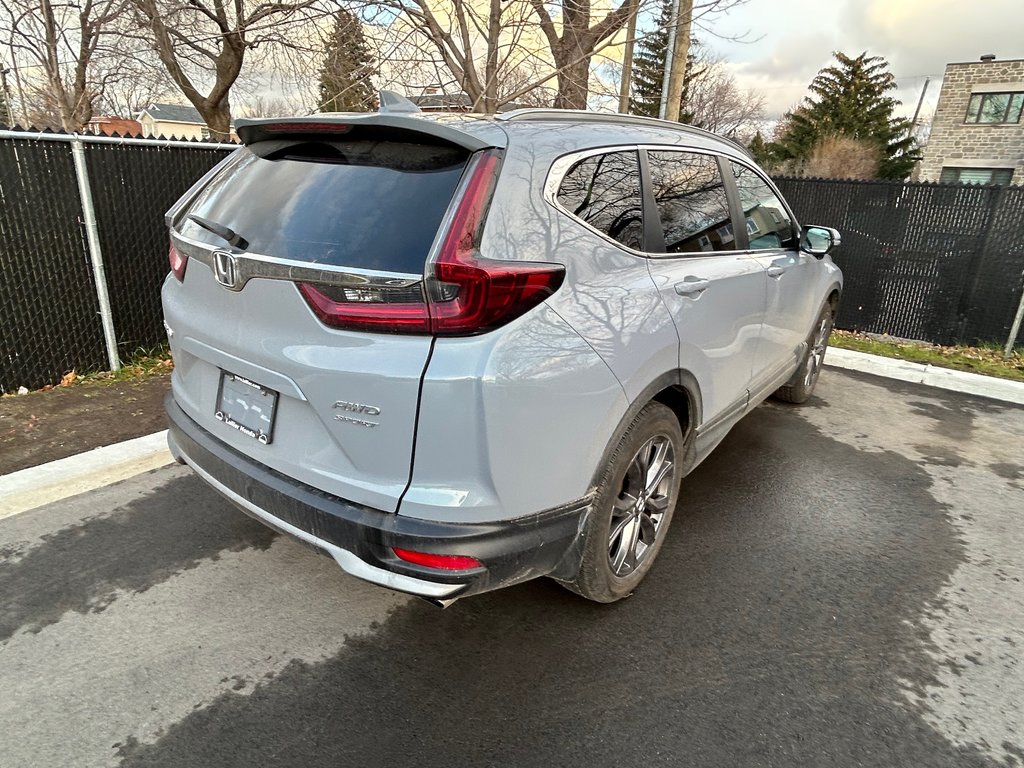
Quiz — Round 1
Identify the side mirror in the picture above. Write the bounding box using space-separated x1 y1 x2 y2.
800 225 841 257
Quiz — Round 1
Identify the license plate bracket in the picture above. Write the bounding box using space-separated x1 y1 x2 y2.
215 371 278 445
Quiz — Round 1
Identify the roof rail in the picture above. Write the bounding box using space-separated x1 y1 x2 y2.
496 109 752 158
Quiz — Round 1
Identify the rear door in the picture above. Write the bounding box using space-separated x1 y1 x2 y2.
163 123 491 512
643 149 768 423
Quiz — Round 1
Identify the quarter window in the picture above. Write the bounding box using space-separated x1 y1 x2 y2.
731 163 796 250
647 151 733 253
556 151 644 249
965 92 1024 124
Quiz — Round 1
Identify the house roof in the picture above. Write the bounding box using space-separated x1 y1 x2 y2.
139 102 205 124
410 93 474 110
408 93 535 112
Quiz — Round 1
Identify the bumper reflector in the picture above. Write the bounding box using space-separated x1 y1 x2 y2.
392 548 483 571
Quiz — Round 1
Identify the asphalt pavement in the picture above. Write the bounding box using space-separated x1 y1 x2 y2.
1 368 1022 768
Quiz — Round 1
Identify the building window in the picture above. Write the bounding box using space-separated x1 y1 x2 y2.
939 167 1014 185
965 92 1024 124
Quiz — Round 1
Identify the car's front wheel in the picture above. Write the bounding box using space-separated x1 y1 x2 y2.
562 402 684 603
774 302 835 404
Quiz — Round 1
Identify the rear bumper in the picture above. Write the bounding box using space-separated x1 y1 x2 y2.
166 393 589 600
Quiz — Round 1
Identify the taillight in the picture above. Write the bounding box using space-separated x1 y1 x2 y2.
169 242 188 282
298 282 430 333
426 150 565 334
298 149 564 335
392 548 483 571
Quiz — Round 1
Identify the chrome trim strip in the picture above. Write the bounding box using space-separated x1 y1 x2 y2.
543 144 762 261
170 230 425 292
183 456 463 599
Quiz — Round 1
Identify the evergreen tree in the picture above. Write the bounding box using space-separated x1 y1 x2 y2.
318 9 375 113
748 131 773 167
770 52 918 180
629 1 671 117
628 2 705 123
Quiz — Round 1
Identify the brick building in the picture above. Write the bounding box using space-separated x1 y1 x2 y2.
918 56 1024 185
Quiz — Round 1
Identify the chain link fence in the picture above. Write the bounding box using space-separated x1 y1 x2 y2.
0 132 230 392
1 132 1023 393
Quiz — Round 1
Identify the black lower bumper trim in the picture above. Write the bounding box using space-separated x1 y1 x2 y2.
166 393 589 597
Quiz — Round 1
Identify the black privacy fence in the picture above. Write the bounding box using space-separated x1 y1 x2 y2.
0 132 231 392
1 131 1023 392
775 176 1024 350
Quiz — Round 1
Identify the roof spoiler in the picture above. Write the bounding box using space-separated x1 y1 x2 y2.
233 113 495 152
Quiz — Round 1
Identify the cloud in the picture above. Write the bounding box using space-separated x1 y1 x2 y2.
841 0 1022 77
714 0 1022 120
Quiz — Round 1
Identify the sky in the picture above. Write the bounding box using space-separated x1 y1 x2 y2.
696 0 1024 121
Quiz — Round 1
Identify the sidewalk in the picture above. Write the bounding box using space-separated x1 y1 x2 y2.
0 374 170 476
2 352 1022 519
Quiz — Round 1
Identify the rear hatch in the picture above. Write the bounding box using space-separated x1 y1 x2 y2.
163 117 498 513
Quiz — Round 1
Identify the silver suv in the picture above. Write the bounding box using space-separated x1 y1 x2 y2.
163 104 842 605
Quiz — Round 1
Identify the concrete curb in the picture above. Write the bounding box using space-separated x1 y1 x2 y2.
1 351 1021 520
0 430 173 520
825 348 1024 406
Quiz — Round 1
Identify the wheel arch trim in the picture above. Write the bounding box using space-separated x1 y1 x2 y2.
587 369 703 490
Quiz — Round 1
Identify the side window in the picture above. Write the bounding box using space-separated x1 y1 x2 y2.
647 151 734 253
556 150 644 250
731 162 796 250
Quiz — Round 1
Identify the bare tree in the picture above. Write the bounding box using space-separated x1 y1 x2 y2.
361 0 652 112
129 0 328 139
1 0 130 130
92 40 176 118
681 51 764 140
236 93 298 117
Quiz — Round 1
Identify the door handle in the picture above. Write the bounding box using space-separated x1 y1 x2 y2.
767 265 787 278
674 278 709 296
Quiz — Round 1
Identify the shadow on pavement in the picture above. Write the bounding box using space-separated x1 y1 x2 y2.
114 403 1007 768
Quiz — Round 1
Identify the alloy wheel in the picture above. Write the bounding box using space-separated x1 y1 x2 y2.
804 314 832 388
608 434 675 576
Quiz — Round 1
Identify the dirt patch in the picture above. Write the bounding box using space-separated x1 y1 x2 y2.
0 374 171 475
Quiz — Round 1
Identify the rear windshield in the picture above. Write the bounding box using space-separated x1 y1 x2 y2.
180 140 469 274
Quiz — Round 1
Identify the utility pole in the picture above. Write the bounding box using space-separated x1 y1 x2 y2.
658 0 680 119
662 0 692 122
483 0 501 114
617 0 639 114
911 76 931 127
0 67 12 126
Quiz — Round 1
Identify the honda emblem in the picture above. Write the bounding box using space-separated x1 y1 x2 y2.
213 250 239 290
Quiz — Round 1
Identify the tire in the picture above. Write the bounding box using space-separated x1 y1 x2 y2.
774 302 835 404
562 402 684 603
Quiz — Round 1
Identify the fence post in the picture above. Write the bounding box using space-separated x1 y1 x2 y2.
1005 279 1024 358
70 138 121 372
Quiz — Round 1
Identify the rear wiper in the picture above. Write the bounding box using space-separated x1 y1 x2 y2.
187 214 249 250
